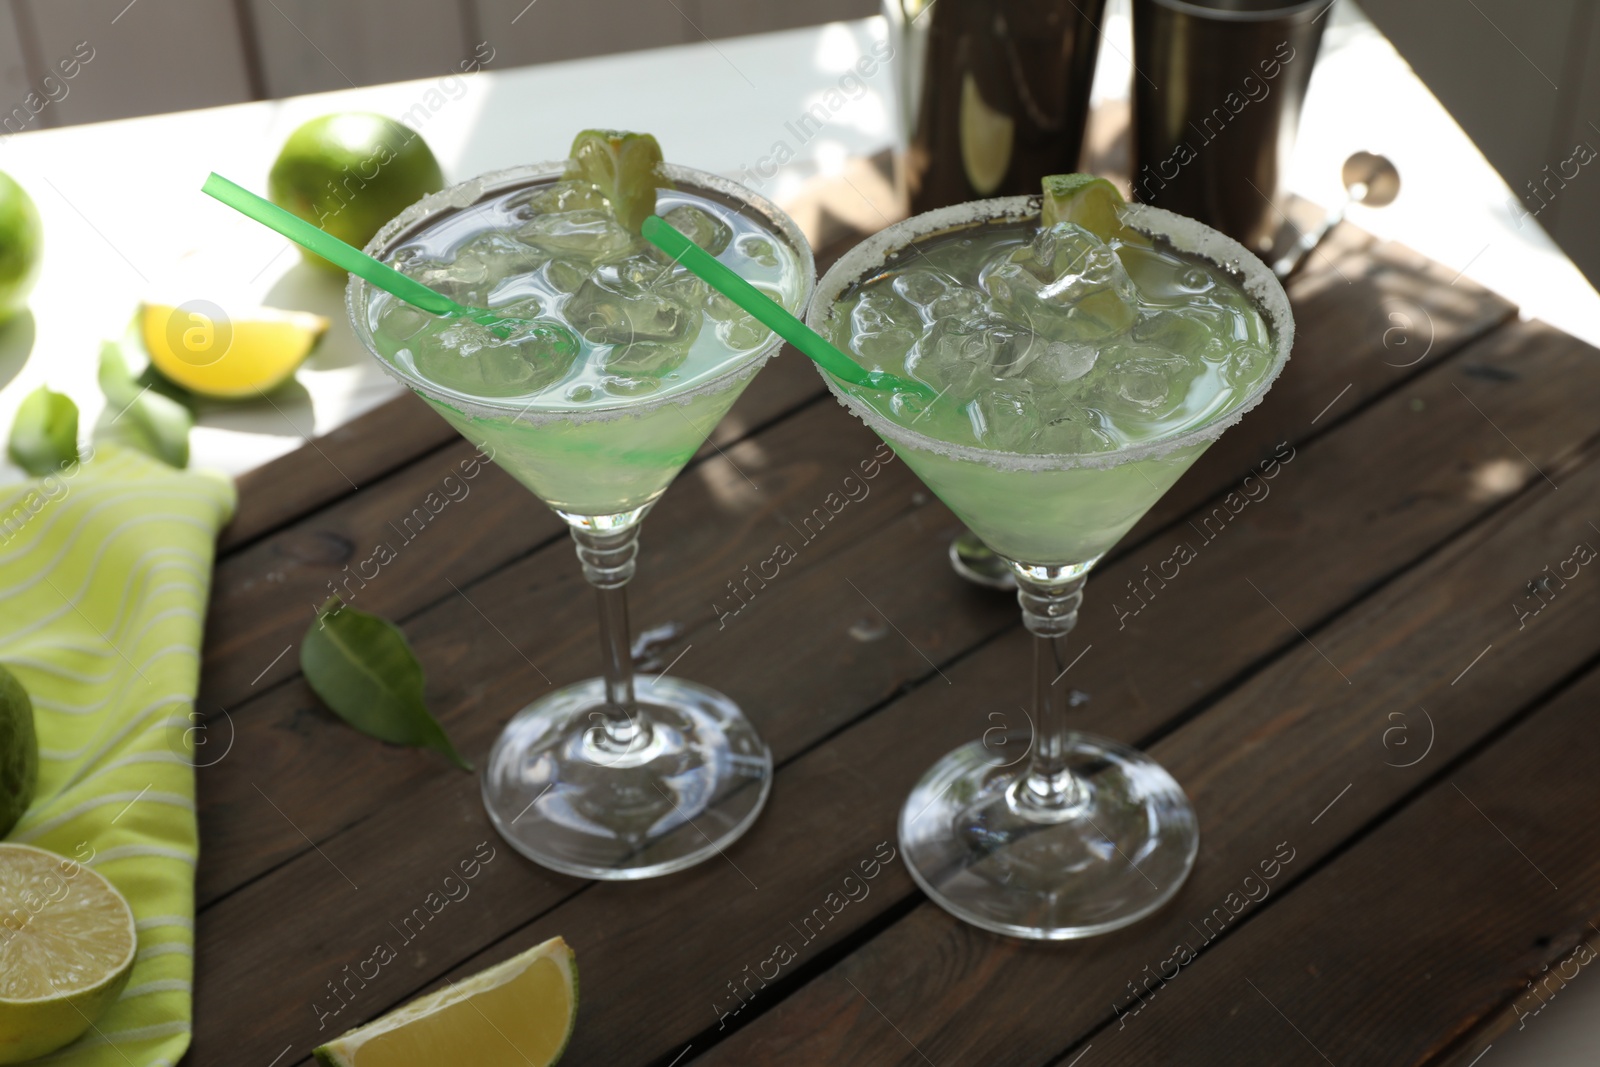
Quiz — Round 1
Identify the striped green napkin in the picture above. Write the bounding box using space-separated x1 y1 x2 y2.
1 443 234 1067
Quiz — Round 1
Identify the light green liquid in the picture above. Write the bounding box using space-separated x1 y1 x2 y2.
366 180 804 517
828 218 1276 565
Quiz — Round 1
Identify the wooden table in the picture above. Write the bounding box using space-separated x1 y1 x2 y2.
189 211 1600 1067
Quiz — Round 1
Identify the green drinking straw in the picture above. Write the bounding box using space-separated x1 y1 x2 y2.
641 214 936 399
201 172 534 336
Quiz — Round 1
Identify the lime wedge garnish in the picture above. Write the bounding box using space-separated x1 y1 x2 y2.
314 936 578 1067
566 129 669 234
0 844 138 1063
1040 173 1145 244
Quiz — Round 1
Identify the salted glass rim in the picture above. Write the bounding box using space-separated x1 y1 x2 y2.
804 196 1295 472
346 161 817 426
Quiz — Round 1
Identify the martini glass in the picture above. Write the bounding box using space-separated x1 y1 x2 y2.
807 196 1293 938
348 163 815 879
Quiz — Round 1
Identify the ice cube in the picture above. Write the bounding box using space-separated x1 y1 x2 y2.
892 270 949 307
400 256 489 306
707 288 776 351
518 209 635 262
663 204 732 255
1225 344 1273 386
410 318 579 397
1027 341 1099 383
718 317 771 350
1132 309 1215 357
566 276 702 347
850 289 921 336
982 222 1139 342
605 342 690 379
377 301 430 341
1032 410 1116 455
486 295 544 321
1098 348 1192 416
737 234 779 267
966 385 1042 452
851 328 918 367
928 288 983 320
453 232 549 280
544 258 587 294
508 179 608 219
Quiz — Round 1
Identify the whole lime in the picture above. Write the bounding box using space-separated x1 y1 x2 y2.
0 664 38 838
0 173 42 325
268 113 444 273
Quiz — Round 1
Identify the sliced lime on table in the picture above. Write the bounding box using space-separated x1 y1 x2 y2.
0 844 138 1064
566 129 668 233
314 936 578 1067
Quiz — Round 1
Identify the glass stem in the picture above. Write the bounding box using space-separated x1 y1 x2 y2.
1014 570 1090 815
571 525 650 752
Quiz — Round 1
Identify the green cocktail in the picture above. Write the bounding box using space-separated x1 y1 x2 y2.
360 165 805 522
808 182 1292 939
348 145 814 880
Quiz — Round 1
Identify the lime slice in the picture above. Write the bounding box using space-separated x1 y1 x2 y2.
566 129 668 234
140 301 329 399
0 844 138 1064
314 937 578 1067
1040 173 1145 244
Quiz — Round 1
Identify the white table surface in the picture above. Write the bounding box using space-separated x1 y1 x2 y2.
0 1 1594 500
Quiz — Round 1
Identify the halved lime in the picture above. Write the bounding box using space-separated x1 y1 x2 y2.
566 130 668 234
314 937 578 1067
1040 173 1144 244
0 844 138 1064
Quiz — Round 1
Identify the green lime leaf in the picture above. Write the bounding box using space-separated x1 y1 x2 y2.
300 598 471 771
7 385 79 476
97 341 192 468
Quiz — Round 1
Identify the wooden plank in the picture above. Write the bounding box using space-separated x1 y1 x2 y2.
190 313 1591 1065
1083 664 1600 1067
220 391 456 553
19 0 253 125
246 0 471 97
466 0 688 70
683 383 1600 1067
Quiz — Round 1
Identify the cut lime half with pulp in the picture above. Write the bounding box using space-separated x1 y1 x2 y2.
314 936 577 1067
0 843 138 1065
566 129 668 233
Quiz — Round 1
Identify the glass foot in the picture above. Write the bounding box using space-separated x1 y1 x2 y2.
899 732 1199 940
949 529 1017 590
483 675 772 880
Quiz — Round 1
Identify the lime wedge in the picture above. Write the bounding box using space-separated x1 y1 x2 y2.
1040 173 1145 244
566 129 668 234
314 937 578 1067
0 844 138 1064
140 301 329 399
